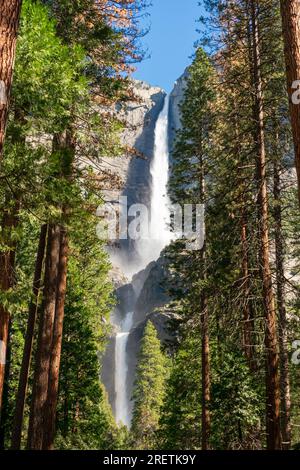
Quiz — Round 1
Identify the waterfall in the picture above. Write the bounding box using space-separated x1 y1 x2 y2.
113 95 172 428
115 311 134 427
150 95 172 248
136 95 173 267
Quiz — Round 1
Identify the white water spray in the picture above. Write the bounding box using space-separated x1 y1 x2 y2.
115 312 134 427
150 95 172 247
114 95 172 428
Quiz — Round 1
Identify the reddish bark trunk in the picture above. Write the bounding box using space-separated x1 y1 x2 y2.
27 224 60 450
0 205 18 414
0 0 22 156
43 227 69 450
280 0 300 205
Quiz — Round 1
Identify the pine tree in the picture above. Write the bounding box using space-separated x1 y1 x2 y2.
158 333 201 450
131 321 168 450
168 47 215 449
210 351 262 450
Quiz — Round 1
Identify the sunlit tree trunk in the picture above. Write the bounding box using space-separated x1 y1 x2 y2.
27 224 60 450
0 205 18 415
43 226 69 450
280 0 300 205
0 0 22 156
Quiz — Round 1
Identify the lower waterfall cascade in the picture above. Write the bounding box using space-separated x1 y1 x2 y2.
112 94 172 427
114 312 134 427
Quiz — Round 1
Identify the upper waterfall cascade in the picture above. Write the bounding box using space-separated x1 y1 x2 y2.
135 95 173 267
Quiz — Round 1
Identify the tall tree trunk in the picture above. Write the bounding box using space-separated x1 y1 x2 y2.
28 129 74 449
0 204 18 415
27 224 60 450
249 0 281 450
0 318 11 449
235 103 256 370
43 226 69 450
200 283 210 450
240 210 255 369
273 160 291 450
11 224 48 449
41 129 74 449
199 155 210 450
0 0 22 156
280 0 300 206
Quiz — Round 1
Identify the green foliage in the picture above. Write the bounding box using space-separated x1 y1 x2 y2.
210 350 262 450
130 321 169 450
169 47 215 206
12 0 87 134
55 278 116 450
158 332 201 450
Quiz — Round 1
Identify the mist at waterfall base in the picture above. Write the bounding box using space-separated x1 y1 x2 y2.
112 96 173 428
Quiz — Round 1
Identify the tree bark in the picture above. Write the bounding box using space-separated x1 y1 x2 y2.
43 226 69 450
280 0 300 206
27 224 60 450
11 224 48 449
201 284 210 450
240 210 255 370
0 317 11 449
0 204 18 415
249 0 281 450
273 160 291 450
0 0 22 157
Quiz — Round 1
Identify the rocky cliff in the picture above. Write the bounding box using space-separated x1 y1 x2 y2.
168 69 188 155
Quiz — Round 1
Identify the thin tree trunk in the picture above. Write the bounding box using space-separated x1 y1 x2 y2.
43 226 69 450
273 160 291 450
0 205 18 414
27 224 60 450
280 0 300 206
249 0 281 450
0 109 24 415
235 100 256 370
241 210 255 369
11 224 48 449
199 155 210 450
0 318 11 449
0 0 22 156
201 285 210 450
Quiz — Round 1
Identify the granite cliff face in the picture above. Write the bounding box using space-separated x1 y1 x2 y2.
101 75 187 421
102 81 166 273
169 69 188 155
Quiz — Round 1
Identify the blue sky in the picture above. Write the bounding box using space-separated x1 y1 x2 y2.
133 0 202 92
